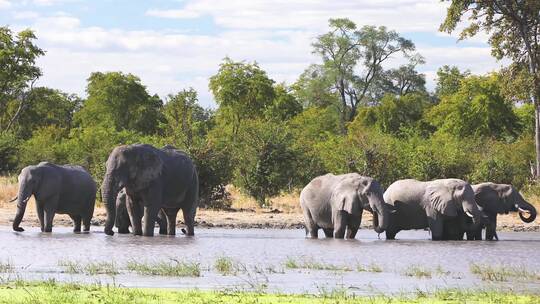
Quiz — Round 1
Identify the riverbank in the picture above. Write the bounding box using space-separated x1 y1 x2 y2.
1 178 539 232
0 281 538 304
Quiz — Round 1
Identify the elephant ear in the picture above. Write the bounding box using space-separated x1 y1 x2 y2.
128 146 163 190
332 182 361 215
427 183 457 216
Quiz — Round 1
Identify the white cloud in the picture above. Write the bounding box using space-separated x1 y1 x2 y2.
12 10 40 19
0 0 11 9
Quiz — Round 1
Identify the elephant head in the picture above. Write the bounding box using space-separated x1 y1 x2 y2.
102 144 163 236
332 175 389 233
475 183 536 223
428 179 484 225
11 165 44 232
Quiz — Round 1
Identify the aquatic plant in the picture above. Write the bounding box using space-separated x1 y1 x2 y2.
126 259 201 277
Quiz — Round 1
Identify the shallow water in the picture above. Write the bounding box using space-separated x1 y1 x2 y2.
0 226 539 294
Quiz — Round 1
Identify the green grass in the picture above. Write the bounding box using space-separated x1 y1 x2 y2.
356 263 383 273
284 257 351 271
126 260 201 277
0 281 538 304
214 256 239 275
0 260 13 273
58 260 119 275
403 265 432 279
470 263 539 282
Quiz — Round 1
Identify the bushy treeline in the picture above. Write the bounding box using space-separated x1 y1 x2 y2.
0 20 536 208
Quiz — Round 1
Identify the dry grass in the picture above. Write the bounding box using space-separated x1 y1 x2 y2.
227 185 302 213
0 176 18 207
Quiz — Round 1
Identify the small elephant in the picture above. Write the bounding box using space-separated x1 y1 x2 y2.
115 188 167 235
452 183 537 240
102 144 199 236
384 178 484 240
300 173 390 239
11 162 96 233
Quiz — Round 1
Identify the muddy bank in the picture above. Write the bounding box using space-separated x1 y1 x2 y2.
0 203 538 232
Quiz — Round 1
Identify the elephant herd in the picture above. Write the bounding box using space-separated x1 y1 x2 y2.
301 173 537 240
7 143 538 241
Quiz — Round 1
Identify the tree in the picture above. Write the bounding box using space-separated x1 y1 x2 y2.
312 18 416 125
426 74 519 139
0 27 44 133
378 56 427 98
264 84 302 121
161 88 212 149
75 72 163 134
440 0 540 177
209 58 275 134
435 65 470 98
292 64 339 108
233 120 297 207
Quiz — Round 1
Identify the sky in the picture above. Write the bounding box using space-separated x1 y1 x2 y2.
0 0 504 108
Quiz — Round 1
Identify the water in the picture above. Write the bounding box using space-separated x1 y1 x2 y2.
0 226 539 294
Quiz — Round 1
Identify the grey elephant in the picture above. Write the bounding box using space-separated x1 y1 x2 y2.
115 188 167 235
383 178 485 240
300 173 389 239
451 183 537 240
10 162 96 233
102 144 199 236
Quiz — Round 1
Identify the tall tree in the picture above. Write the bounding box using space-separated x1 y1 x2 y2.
209 58 275 135
435 65 470 98
440 0 540 177
75 72 163 134
0 27 44 133
312 18 416 125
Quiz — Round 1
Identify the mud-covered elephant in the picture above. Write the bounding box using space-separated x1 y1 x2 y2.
300 173 390 239
384 179 485 240
451 183 537 240
115 188 167 234
102 144 199 236
10 162 96 233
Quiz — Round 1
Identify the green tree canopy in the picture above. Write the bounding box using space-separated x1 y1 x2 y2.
435 65 470 98
75 72 163 134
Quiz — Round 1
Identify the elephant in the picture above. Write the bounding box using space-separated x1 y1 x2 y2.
448 183 537 241
102 144 199 237
115 188 167 235
383 178 485 240
10 162 96 233
299 173 390 239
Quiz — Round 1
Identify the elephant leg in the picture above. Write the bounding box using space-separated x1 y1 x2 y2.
485 214 498 241
302 208 318 238
163 208 179 236
82 215 91 232
181 207 195 236
428 217 444 241
385 230 397 240
322 228 333 238
43 208 55 233
333 211 347 239
70 215 82 233
143 204 160 237
126 196 143 236
346 215 361 239
35 202 45 232
157 210 168 235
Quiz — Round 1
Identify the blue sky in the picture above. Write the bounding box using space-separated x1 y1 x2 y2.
0 0 504 108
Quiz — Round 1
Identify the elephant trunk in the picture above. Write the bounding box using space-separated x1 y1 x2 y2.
102 173 119 236
12 180 31 232
371 194 388 234
517 199 536 223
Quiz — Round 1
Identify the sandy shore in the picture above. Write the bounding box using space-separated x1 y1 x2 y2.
0 201 538 232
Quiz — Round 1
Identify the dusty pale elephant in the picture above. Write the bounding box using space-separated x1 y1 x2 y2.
115 188 167 235
450 183 537 240
102 144 199 237
300 173 390 239
384 179 485 240
10 162 96 233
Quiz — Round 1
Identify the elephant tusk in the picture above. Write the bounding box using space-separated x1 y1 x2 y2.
518 207 531 214
8 196 18 202
465 211 474 218
23 197 30 203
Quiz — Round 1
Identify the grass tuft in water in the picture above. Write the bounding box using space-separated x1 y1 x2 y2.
403 265 432 279
214 256 246 276
470 263 539 282
0 260 13 273
127 259 200 277
58 260 118 276
284 257 350 271
357 263 383 273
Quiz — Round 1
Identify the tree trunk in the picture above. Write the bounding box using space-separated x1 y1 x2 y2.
535 98 540 180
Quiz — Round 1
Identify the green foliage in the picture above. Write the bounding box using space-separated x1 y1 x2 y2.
0 132 19 174
427 74 520 139
75 72 163 134
264 84 302 121
435 65 470 98
18 125 68 168
209 58 275 134
233 120 298 207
